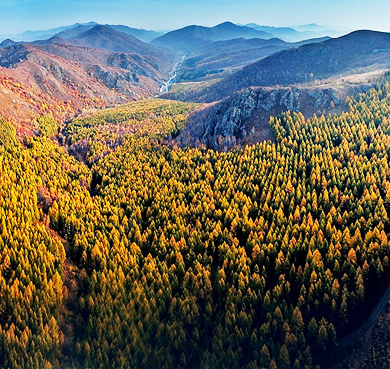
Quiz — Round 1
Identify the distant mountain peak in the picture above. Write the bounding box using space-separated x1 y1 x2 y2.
75 24 132 40
86 24 112 33
151 22 275 54
214 21 236 27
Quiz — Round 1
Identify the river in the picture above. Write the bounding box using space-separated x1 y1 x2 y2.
160 55 185 94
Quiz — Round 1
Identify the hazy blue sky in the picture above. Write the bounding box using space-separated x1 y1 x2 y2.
1 0 390 35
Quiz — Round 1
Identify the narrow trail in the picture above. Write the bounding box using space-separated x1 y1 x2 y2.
337 284 390 347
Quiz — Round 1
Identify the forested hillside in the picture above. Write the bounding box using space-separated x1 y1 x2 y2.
1 79 390 368
182 30 390 103
0 118 90 367
175 36 329 83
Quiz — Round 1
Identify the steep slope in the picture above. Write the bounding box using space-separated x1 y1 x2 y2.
150 21 274 54
0 44 30 67
0 21 163 44
31 42 176 92
63 25 175 58
174 84 358 150
0 44 116 132
0 36 181 132
35 26 181 80
176 36 330 82
55 24 97 39
189 30 390 102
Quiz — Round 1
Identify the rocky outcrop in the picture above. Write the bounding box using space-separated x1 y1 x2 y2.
175 85 354 151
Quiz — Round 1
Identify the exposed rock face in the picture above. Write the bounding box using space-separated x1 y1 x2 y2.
175 85 357 151
211 89 258 140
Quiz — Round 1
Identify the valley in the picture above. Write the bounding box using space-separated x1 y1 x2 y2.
0 25 182 133
1 17 390 369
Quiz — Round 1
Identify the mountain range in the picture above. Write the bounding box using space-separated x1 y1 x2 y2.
172 30 390 103
176 36 330 83
0 25 181 130
150 22 275 54
245 23 344 42
157 29 390 151
0 20 388 144
34 25 170 57
2 14 390 369
0 21 343 45
0 20 345 128
0 21 165 44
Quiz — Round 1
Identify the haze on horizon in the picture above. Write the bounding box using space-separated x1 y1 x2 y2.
0 0 389 36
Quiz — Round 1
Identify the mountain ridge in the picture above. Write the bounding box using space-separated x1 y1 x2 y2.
175 36 331 83
0 22 98 43
150 22 275 54
182 30 390 102
245 23 344 42
0 21 164 44
0 26 182 130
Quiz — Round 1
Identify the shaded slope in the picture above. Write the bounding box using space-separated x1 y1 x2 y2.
0 21 162 44
55 24 97 39
338 285 390 348
65 25 177 58
176 36 330 82
150 25 217 54
173 84 352 150
330 301 390 369
150 21 274 54
191 30 390 102
54 25 181 77
34 30 181 84
67 25 154 54
0 39 20 48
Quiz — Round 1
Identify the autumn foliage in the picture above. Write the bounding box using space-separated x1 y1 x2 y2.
1 83 390 367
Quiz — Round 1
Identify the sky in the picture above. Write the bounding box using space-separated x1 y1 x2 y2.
1 0 390 36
